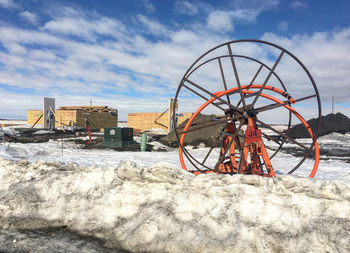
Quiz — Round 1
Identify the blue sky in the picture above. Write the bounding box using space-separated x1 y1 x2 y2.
0 0 349 120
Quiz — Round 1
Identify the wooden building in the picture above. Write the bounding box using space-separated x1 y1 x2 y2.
27 106 118 130
127 99 192 133
127 112 192 133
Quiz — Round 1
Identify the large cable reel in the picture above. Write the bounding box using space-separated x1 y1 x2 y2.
173 40 321 178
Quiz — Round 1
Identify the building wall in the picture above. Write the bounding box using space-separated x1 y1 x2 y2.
0 120 27 127
27 109 118 129
128 112 192 133
55 110 77 127
27 110 44 126
75 110 118 129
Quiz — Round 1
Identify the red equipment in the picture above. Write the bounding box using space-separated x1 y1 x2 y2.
85 118 92 144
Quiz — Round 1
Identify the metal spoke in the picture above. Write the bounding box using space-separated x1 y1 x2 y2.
256 119 308 150
294 94 317 103
214 120 244 171
202 119 232 166
227 43 246 109
261 132 281 146
182 83 225 111
202 146 214 164
254 100 290 114
176 117 225 130
215 135 235 171
249 51 285 110
249 64 264 89
236 149 244 174
177 118 233 135
178 117 233 173
218 58 231 104
253 94 317 114
184 78 242 113
237 64 263 107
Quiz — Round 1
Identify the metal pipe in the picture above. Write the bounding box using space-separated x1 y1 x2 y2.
141 133 147 152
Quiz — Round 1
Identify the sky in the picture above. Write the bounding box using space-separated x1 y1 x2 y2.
0 0 349 121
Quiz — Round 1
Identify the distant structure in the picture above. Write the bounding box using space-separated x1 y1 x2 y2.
118 121 128 127
28 105 118 130
0 120 27 127
128 99 192 133
43 97 55 130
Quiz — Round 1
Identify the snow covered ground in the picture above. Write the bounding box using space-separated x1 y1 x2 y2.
1 132 350 181
0 133 349 252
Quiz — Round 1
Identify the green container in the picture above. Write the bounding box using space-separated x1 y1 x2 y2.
103 127 134 148
104 127 133 140
140 133 147 152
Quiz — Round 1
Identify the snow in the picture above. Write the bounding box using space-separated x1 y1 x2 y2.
0 139 180 167
0 133 350 181
143 127 168 135
33 130 55 135
0 228 112 253
0 159 349 252
0 133 349 252
0 120 27 125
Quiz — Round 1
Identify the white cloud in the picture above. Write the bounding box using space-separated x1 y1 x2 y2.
229 0 279 22
141 0 155 13
174 1 198 15
0 0 18 9
0 12 226 119
0 3 350 122
137 15 169 36
19 11 40 26
231 0 279 10
1 42 26 54
262 29 350 104
0 26 66 47
290 1 308 9
51 6 81 17
278 21 288 31
178 0 280 23
171 29 201 45
229 9 259 22
207 11 233 32
41 14 126 42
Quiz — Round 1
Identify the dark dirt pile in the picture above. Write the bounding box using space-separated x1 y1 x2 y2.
159 114 226 148
6 130 81 143
287 112 350 138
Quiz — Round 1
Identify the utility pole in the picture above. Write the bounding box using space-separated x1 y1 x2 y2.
332 96 334 114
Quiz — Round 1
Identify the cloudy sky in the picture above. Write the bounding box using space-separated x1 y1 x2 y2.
0 0 349 120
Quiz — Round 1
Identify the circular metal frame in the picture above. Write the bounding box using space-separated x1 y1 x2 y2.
173 39 322 176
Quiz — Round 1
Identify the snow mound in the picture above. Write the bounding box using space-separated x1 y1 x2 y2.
0 158 349 252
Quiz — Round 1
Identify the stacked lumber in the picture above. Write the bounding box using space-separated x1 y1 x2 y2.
58 106 110 112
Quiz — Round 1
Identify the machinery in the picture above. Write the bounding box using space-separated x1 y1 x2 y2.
173 40 321 178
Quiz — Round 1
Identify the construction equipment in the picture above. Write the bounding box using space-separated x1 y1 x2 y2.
174 40 321 178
